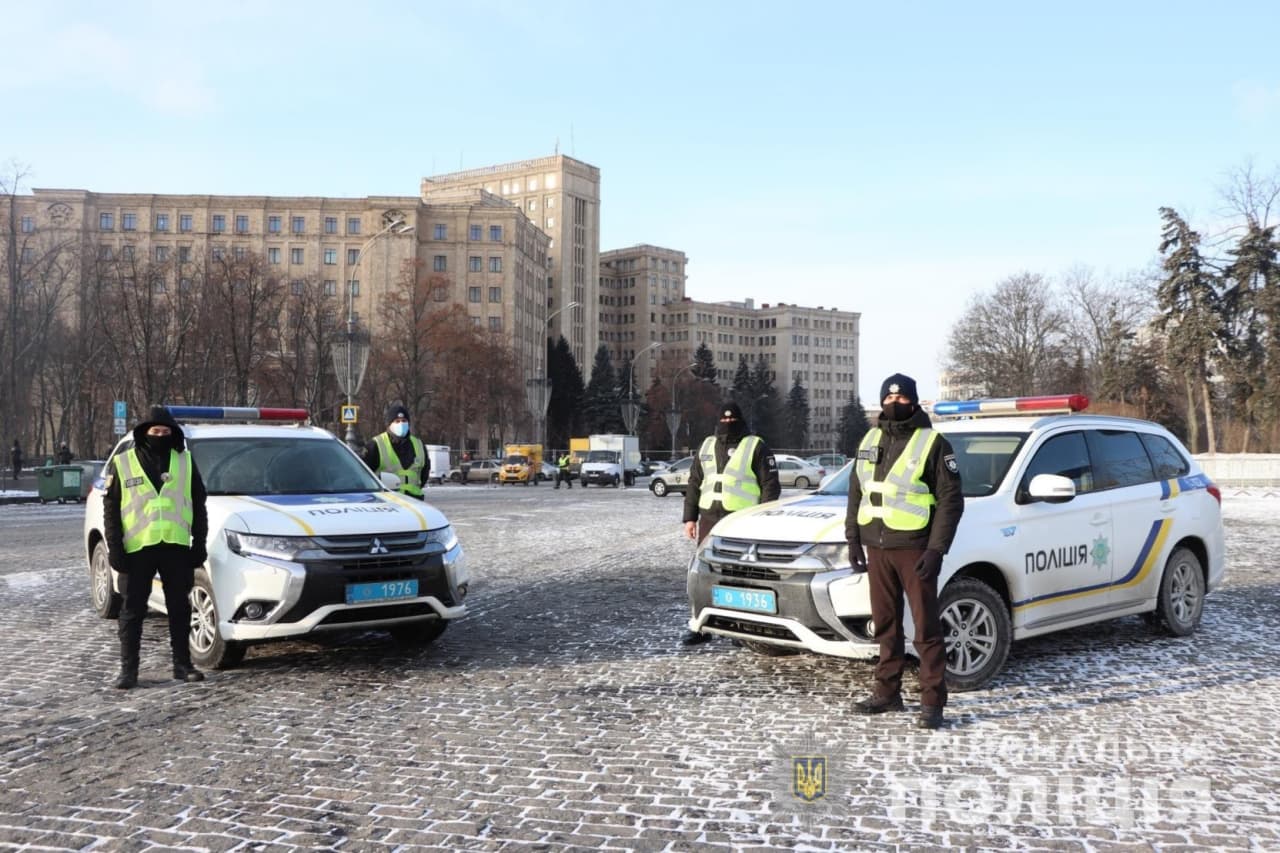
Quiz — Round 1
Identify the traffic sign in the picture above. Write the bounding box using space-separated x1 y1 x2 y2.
114 400 127 420
113 417 127 435
341 405 359 424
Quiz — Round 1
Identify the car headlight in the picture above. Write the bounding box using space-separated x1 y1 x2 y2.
806 542 856 571
425 525 458 551
225 530 319 561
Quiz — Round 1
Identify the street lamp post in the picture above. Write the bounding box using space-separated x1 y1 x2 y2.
531 300 581 449
620 341 662 435
333 216 413 450
666 362 698 459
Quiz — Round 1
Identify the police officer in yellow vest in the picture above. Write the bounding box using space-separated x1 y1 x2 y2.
845 374 963 729
681 401 781 645
104 405 210 689
362 403 428 498
554 451 573 489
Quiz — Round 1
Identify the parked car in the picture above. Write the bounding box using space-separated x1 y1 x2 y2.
686 394 1226 690
539 460 559 482
85 406 469 669
448 459 501 483
775 456 825 489
649 456 694 497
639 458 669 476
805 453 847 470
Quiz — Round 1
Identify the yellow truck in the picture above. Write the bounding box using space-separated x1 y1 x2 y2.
499 443 544 485
568 437 590 477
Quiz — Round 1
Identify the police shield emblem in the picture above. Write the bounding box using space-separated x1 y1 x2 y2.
792 755 826 802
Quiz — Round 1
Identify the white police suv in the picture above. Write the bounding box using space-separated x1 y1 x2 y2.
686 395 1226 690
85 406 468 669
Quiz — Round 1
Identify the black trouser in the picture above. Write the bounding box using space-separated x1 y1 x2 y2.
556 469 573 488
866 546 947 708
117 562 196 667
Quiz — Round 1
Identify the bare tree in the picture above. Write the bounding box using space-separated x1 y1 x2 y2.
1059 265 1155 403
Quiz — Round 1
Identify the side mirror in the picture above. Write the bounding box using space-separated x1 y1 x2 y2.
379 471 402 490
1027 473 1075 503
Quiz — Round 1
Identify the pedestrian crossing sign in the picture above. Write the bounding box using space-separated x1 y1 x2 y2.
341 405 359 424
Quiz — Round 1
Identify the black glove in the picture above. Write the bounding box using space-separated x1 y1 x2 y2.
107 546 126 573
914 549 943 581
190 547 208 568
847 540 868 571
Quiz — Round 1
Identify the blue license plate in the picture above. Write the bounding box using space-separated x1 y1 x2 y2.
712 585 777 614
345 578 419 605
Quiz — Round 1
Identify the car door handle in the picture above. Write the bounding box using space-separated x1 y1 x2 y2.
1090 512 1109 526
1159 500 1176 514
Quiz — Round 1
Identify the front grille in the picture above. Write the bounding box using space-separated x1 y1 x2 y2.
809 625 841 641
318 603 440 626
706 614 799 642
276 553 454 624
711 563 782 581
316 531 430 555
711 537 811 566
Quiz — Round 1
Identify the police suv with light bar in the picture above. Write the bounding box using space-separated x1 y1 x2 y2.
84 406 468 668
686 395 1226 690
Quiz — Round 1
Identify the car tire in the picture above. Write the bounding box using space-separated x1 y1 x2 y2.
450 472 461 483
390 619 448 646
742 639 800 656
580 478 588 488
652 479 669 497
189 568 246 669
939 577 1011 692
89 541 122 619
624 472 635 487
794 476 809 489
1155 546 1205 637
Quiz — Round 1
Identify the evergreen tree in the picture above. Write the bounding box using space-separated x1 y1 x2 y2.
730 356 752 408
782 376 810 452
692 343 718 384
582 345 625 433
547 336 585 450
749 359 780 445
1156 207 1222 453
1220 222 1280 449
837 392 872 456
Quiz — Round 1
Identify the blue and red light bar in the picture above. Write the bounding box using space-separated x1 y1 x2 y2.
165 406 309 421
932 394 1089 417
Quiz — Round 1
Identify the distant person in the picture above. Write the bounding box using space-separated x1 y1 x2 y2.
57 442 73 465
555 450 573 489
362 403 428 498
681 402 781 646
845 373 964 730
104 406 209 689
10 439 22 478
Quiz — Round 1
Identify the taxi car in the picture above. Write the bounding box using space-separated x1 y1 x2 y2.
85 406 469 669
686 395 1226 690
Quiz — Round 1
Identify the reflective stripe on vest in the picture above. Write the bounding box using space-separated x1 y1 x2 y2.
558 454 571 470
374 433 425 497
855 427 939 530
114 448 194 553
697 434 763 512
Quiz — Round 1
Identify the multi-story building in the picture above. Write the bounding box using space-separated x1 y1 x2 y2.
649 297 860 446
422 154 600 369
599 244 688 391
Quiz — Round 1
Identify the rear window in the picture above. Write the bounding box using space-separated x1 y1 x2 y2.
1085 429 1156 490
1139 432 1190 480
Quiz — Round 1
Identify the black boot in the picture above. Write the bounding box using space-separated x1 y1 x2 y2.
114 662 138 690
916 705 944 729
853 694 905 714
681 631 712 646
173 661 205 683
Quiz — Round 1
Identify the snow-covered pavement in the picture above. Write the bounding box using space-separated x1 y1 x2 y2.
0 486 1275 850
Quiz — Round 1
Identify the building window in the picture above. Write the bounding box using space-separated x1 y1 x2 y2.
546 217 554 228
291 279 304 295
292 216 305 234
433 224 447 240
346 248 359 265
21 247 34 263
324 248 336 265
235 215 249 233
469 224 482 241
121 213 137 231
121 245 135 260
348 280 360 296
211 247 225 261
488 286 501 303
155 214 169 232
489 225 502 241
20 216 34 233
98 245 112 260
324 216 337 234
470 316 481 328
179 246 191 263
433 255 447 272
179 277 192 291
468 286 481 303
323 279 336 296
347 217 360 235
155 246 169 262
488 316 502 331
268 247 281 264
180 214 193 232
269 215 282 234
469 255 482 272
214 214 228 233
291 248 304 264
234 246 247 260
488 256 502 272
99 212 114 230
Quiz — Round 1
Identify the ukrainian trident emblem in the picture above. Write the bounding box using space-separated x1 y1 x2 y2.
792 756 827 802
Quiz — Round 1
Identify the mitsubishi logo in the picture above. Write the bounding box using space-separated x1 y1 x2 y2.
369 538 389 555
740 545 759 563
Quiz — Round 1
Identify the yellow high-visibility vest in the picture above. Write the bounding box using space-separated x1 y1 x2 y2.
697 435 763 512
114 448 194 553
374 433 425 497
855 427 939 530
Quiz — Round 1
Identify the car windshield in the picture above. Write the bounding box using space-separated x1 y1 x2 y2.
504 454 528 464
189 436 384 496
814 432 1026 498
586 450 618 463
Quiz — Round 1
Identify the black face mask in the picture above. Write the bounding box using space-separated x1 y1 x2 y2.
139 432 178 455
882 402 915 422
716 420 745 442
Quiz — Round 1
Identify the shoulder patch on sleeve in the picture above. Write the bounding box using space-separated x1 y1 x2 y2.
765 454 777 471
944 454 959 474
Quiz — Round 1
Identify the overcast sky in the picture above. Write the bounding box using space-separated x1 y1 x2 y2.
6 1 1279 399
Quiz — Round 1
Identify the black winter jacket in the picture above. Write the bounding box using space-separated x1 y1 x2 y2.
682 432 782 529
844 408 964 552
